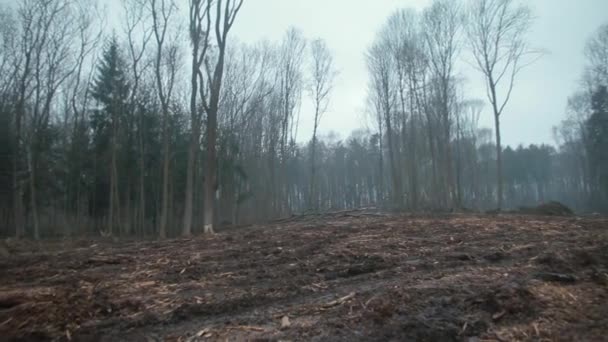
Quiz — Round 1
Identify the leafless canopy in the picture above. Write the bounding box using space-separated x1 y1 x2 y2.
467 0 536 117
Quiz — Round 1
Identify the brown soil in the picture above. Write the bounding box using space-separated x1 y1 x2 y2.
1 211 607 341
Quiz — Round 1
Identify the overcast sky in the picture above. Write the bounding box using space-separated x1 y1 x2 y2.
3 0 606 146
231 0 608 147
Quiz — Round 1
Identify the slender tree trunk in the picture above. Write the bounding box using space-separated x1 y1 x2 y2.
455 115 463 208
488 77 504 211
13 124 24 239
159 119 169 238
398 80 409 209
444 113 454 208
203 110 217 234
268 145 277 218
108 147 115 236
108 113 119 236
442 83 454 209
377 130 384 205
385 112 403 209
183 50 200 236
309 114 319 211
27 144 39 240
14 93 26 239
409 82 420 211
125 184 131 236
168 169 174 234
426 112 439 207
309 136 317 211
183 123 197 236
494 112 503 210
139 113 146 237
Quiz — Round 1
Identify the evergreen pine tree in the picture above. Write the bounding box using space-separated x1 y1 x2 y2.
90 35 130 233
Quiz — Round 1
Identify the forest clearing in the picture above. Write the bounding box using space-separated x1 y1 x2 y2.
1 211 607 341
2 0 608 340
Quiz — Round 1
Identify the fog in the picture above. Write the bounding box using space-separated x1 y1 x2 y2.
0 0 607 239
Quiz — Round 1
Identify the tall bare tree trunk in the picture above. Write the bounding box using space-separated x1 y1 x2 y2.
150 0 177 239
203 111 216 234
183 115 198 236
385 112 403 209
307 38 335 211
409 111 418 210
427 114 439 207
377 122 385 205
409 75 423 211
201 0 243 234
13 116 24 238
183 49 200 237
467 0 537 210
309 130 318 211
494 112 503 210
183 0 211 236
108 113 119 236
138 112 145 237
159 122 169 238
398 86 409 209
444 106 454 208
27 145 39 239
455 114 463 207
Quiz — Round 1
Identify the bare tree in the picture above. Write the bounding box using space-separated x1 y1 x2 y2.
13 0 45 238
17 0 79 239
455 98 483 206
148 0 178 239
217 42 273 224
367 38 403 209
584 24 608 88
199 0 244 234
466 0 537 210
276 28 306 216
366 95 385 205
0 6 18 105
65 0 103 235
307 38 336 211
423 0 462 208
384 8 425 210
0 5 20 237
123 0 153 237
183 0 212 236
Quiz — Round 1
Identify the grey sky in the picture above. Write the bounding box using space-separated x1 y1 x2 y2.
232 0 608 147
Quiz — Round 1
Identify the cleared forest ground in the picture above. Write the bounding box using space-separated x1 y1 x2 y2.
1 212 607 341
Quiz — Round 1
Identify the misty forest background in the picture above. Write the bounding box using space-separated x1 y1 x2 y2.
0 0 607 239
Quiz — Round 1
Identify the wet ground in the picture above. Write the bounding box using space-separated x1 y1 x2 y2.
1 211 607 341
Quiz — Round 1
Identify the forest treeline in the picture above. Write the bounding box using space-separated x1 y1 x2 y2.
0 0 606 239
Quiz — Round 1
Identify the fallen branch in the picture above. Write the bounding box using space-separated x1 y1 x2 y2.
228 325 266 332
323 292 356 308
535 272 578 283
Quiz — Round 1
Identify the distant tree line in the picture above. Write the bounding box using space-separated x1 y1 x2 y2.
0 0 606 239
554 23 608 213
365 0 608 214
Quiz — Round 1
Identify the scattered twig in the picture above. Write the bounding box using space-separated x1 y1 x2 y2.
228 326 266 332
492 310 506 321
0 317 13 328
323 292 356 308
460 321 468 335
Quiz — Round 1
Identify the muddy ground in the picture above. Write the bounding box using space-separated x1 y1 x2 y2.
1 211 607 341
